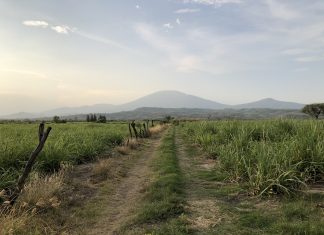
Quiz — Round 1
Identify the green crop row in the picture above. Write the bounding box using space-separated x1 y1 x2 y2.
0 122 128 189
182 120 324 195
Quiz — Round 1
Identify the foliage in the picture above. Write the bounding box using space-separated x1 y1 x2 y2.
0 123 128 189
302 103 324 119
53 116 67 123
182 120 324 195
86 114 98 122
97 115 107 123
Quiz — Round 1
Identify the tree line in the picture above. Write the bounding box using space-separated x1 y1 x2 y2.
86 114 107 123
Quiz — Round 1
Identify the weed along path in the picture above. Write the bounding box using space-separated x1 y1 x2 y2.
82 131 166 235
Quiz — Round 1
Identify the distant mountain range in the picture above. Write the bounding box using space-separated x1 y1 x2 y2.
0 90 305 120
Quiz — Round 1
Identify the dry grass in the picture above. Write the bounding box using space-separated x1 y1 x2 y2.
186 199 224 229
116 138 140 155
149 124 167 135
0 166 68 234
92 158 113 179
18 171 65 209
0 208 31 235
116 145 130 155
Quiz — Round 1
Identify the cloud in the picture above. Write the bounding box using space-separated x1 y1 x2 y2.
295 56 324 62
23 19 72 35
22 19 130 50
176 18 181 25
182 0 242 7
134 23 225 74
174 8 200 13
136 5 141 9
282 48 309 56
74 30 132 51
265 0 300 20
51 25 72 34
22 20 48 28
163 23 174 29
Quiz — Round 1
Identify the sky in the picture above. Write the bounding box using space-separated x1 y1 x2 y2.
0 0 324 115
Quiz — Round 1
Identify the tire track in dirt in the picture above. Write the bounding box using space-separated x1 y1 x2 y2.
175 129 224 234
84 134 164 235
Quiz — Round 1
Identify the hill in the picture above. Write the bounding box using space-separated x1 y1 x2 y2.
0 91 305 119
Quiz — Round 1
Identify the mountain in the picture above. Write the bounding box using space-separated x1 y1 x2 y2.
119 90 228 110
61 107 307 121
0 91 305 120
42 104 118 116
234 98 304 110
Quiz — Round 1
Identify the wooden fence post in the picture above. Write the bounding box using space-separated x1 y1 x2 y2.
8 122 52 206
128 123 133 139
131 121 138 139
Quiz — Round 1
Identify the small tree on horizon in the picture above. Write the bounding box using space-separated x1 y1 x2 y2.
302 104 324 119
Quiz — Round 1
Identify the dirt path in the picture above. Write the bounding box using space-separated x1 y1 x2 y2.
175 129 223 234
83 134 164 235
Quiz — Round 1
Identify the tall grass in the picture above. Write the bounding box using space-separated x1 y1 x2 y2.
0 123 128 189
182 120 324 195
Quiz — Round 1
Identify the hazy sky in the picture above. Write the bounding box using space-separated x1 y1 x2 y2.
1 0 324 115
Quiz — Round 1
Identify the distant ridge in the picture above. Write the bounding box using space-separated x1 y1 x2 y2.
233 98 304 110
0 90 305 119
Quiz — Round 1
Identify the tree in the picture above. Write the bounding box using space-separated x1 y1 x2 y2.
97 115 107 123
53 116 66 123
164 115 173 123
302 104 324 119
86 115 90 122
53 116 60 123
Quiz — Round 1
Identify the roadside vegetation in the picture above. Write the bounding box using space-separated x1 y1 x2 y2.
178 134 324 234
182 119 324 196
0 123 127 190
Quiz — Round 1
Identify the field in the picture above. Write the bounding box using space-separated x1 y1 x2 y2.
0 122 128 189
1 120 323 234
182 119 324 195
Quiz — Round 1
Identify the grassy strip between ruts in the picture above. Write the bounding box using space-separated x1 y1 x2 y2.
125 127 188 235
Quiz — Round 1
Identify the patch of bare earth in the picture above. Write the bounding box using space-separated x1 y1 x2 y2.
82 135 164 235
175 132 225 233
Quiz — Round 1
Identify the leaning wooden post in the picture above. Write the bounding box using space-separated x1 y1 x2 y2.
151 120 154 127
128 123 133 139
143 122 147 138
131 121 138 139
9 122 52 205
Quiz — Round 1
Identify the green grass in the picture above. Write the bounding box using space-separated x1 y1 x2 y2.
131 127 188 234
182 119 324 196
0 122 128 189
179 125 324 234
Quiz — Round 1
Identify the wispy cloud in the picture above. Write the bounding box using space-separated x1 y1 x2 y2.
265 0 300 20
22 20 48 28
22 19 130 50
282 48 309 56
174 8 200 13
182 0 242 7
295 56 324 62
74 30 132 51
134 23 226 74
176 18 181 25
51 25 72 34
163 23 174 29
23 20 72 34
